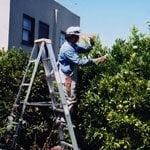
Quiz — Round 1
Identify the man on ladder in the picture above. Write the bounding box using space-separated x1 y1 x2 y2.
6 26 107 150
58 26 107 113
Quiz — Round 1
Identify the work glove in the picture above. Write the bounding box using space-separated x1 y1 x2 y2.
93 55 107 64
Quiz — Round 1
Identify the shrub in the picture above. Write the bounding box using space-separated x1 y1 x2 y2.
77 27 150 150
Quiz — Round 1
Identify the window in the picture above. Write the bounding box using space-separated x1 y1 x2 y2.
22 14 35 46
38 21 49 38
60 31 65 47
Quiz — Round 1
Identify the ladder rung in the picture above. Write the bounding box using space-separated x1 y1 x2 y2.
54 92 59 95
66 124 75 128
13 134 18 137
59 122 75 129
22 83 30 86
21 102 52 107
53 108 64 113
60 141 73 148
12 122 18 125
10 113 16 117
29 59 37 63
13 104 19 107
49 92 59 96
42 58 50 61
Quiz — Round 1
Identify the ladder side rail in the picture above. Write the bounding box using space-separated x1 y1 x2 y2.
11 120 22 148
46 43 79 150
22 43 38 83
43 65 59 111
58 126 65 149
42 48 58 111
20 43 37 87
11 44 37 116
12 43 44 148
46 43 66 105
11 44 38 148
29 43 37 61
12 43 50 148
42 49 53 95
20 42 45 119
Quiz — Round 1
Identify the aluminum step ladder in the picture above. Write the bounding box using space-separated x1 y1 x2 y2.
8 38 79 150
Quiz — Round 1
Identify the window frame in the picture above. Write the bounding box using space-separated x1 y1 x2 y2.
22 14 35 46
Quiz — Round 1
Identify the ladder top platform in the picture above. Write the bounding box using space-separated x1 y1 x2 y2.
34 38 51 44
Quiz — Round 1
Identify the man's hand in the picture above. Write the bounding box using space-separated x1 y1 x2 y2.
94 55 107 64
89 35 96 46
79 34 96 46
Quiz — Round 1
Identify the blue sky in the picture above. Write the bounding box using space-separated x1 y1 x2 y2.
55 0 150 47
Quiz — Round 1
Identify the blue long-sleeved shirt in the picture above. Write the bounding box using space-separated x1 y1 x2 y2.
58 41 93 76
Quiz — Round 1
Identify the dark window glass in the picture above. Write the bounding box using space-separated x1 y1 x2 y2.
22 14 35 46
38 21 49 38
60 31 65 47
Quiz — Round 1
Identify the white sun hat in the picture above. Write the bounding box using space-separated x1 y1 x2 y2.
66 26 81 35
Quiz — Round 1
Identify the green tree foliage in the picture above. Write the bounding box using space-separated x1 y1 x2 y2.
77 27 150 150
0 49 28 148
0 49 28 128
